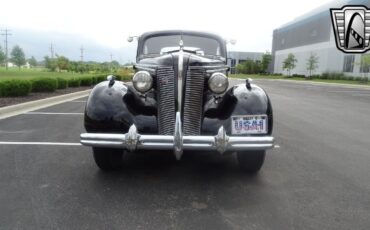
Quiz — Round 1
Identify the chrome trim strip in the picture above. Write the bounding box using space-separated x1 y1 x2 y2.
206 68 229 74
135 64 159 68
80 125 275 160
200 65 229 69
134 65 156 75
177 44 184 113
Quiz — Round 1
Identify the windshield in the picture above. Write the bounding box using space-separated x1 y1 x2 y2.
142 34 225 59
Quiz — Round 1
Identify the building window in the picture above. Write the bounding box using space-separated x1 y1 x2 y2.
343 55 355 72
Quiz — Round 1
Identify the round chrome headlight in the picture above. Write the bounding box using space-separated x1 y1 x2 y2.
208 73 229 94
132 71 153 93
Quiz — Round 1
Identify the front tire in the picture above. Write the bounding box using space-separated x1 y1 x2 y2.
93 147 124 171
237 150 266 173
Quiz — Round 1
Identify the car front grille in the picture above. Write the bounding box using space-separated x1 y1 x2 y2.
183 67 204 135
156 66 204 135
157 66 176 135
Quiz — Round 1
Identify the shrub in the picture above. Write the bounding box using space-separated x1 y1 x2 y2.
321 72 343 80
57 78 68 89
236 60 262 74
31 78 58 92
347 76 354 81
118 74 132 81
96 75 107 83
311 75 320 79
0 80 32 97
292 74 305 78
321 72 328 79
116 68 134 81
334 73 344 80
114 74 131 81
91 76 98 85
68 78 81 87
80 77 93 86
327 72 344 80
359 77 369 83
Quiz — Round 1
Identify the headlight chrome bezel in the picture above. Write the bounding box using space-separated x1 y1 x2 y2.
132 71 153 93
208 72 229 94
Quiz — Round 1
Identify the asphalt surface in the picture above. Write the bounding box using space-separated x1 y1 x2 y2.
1 79 370 230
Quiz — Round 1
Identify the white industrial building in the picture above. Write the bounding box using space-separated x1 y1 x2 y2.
272 0 370 77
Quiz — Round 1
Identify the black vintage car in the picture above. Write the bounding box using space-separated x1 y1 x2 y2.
80 30 274 173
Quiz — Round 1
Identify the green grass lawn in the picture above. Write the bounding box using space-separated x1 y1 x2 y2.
230 74 370 86
0 67 97 81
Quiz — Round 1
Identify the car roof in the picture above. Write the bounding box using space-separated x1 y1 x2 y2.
139 30 225 43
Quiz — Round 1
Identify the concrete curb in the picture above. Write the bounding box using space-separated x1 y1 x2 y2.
0 89 91 120
231 78 370 90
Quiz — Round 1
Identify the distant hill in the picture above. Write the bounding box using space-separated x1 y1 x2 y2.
4 28 136 64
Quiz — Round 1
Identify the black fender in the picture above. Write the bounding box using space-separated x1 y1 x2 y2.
201 83 273 135
84 81 158 134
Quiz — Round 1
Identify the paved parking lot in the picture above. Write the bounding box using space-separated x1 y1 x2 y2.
0 79 370 230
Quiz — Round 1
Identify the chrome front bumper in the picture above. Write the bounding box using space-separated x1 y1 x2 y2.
80 112 274 160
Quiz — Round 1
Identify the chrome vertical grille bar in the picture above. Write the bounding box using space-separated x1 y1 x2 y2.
183 66 205 135
177 45 184 113
157 66 176 135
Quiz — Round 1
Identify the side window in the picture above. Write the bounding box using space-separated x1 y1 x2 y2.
343 55 354 72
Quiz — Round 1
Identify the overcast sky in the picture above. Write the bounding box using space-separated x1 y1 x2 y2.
0 0 335 55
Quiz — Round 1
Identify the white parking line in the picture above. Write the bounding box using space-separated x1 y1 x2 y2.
0 90 90 120
0 141 82 146
25 112 84 115
70 100 87 103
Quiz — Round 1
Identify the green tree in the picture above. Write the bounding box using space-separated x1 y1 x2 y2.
0 46 5 65
56 55 70 71
282 53 297 76
360 54 370 78
110 60 120 71
10 45 26 70
77 61 87 73
261 52 272 73
100 62 110 72
28 56 38 68
44 56 57 71
236 59 262 74
68 61 78 72
306 53 319 78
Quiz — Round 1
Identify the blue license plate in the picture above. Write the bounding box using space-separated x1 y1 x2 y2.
231 115 268 134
